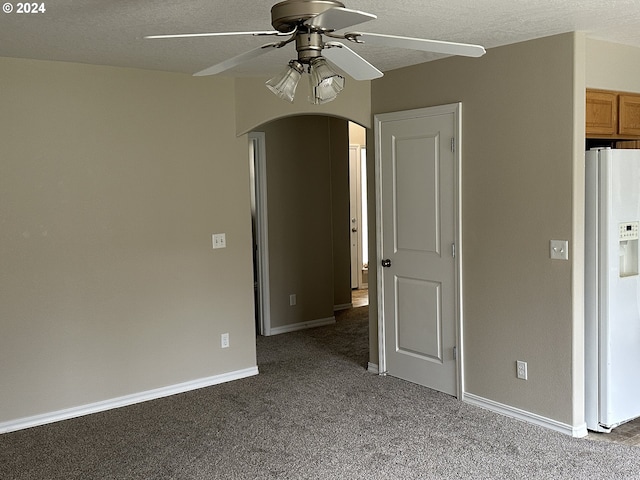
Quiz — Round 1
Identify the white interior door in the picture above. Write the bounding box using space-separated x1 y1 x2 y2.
349 145 363 289
375 104 461 397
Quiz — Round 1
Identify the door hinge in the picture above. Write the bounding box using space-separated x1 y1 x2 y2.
453 346 457 360
451 137 455 153
452 243 456 258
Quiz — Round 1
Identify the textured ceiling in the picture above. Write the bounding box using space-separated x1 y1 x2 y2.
1 0 640 77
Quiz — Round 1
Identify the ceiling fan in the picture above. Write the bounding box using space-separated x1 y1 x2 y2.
145 0 486 104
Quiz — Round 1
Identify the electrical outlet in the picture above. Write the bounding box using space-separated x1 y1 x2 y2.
550 240 569 260
289 294 297 306
221 333 229 348
516 360 528 380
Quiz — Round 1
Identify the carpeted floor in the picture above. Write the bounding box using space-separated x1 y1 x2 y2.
1 306 639 479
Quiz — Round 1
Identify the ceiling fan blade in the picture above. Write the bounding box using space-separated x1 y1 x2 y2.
304 7 376 31
193 43 281 76
349 32 486 58
324 42 383 81
144 31 286 40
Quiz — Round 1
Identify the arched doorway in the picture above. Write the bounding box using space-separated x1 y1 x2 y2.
249 115 368 336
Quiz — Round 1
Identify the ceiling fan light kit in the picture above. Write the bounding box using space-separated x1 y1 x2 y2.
309 57 345 104
145 0 486 104
265 60 305 102
265 55 344 104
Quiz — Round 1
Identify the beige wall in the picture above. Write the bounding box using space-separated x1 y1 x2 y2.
370 33 583 426
330 118 353 308
0 49 373 427
586 39 640 91
260 116 342 329
0 57 256 423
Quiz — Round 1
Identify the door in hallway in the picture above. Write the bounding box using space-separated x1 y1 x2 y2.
349 144 363 289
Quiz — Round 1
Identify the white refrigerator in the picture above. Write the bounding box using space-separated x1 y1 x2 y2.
585 147 640 432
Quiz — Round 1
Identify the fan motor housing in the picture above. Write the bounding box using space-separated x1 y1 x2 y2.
271 0 345 32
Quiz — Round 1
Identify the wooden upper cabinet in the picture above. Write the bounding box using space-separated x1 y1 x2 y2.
586 90 617 136
619 94 640 136
586 89 640 139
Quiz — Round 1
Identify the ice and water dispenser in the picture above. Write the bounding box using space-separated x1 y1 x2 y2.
619 221 639 277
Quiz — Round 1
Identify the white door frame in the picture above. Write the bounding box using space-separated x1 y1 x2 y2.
249 132 272 336
374 103 464 398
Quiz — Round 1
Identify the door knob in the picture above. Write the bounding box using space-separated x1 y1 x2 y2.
381 259 392 268
352 228 358 232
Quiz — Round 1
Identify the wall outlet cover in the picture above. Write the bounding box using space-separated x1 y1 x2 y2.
516 360 528 380
550 240 569 260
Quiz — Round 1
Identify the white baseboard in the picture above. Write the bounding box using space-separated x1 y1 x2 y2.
333 303 353 312
0 366 259 435
367 363 379 374
463 392 588 438
269 316 335 335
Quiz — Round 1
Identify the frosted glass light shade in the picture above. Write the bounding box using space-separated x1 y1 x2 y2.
266 60 304 103
309 57 344 104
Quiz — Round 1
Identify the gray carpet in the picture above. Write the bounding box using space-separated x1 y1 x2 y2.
1 306 639 479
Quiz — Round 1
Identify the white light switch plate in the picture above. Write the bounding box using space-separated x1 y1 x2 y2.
212 233 226 249
550 240 569 260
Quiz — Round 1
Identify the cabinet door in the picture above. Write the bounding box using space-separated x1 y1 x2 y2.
619 94 640 136
586 90 617 136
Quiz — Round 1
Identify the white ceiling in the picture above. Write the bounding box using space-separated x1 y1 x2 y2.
1 0 640 77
